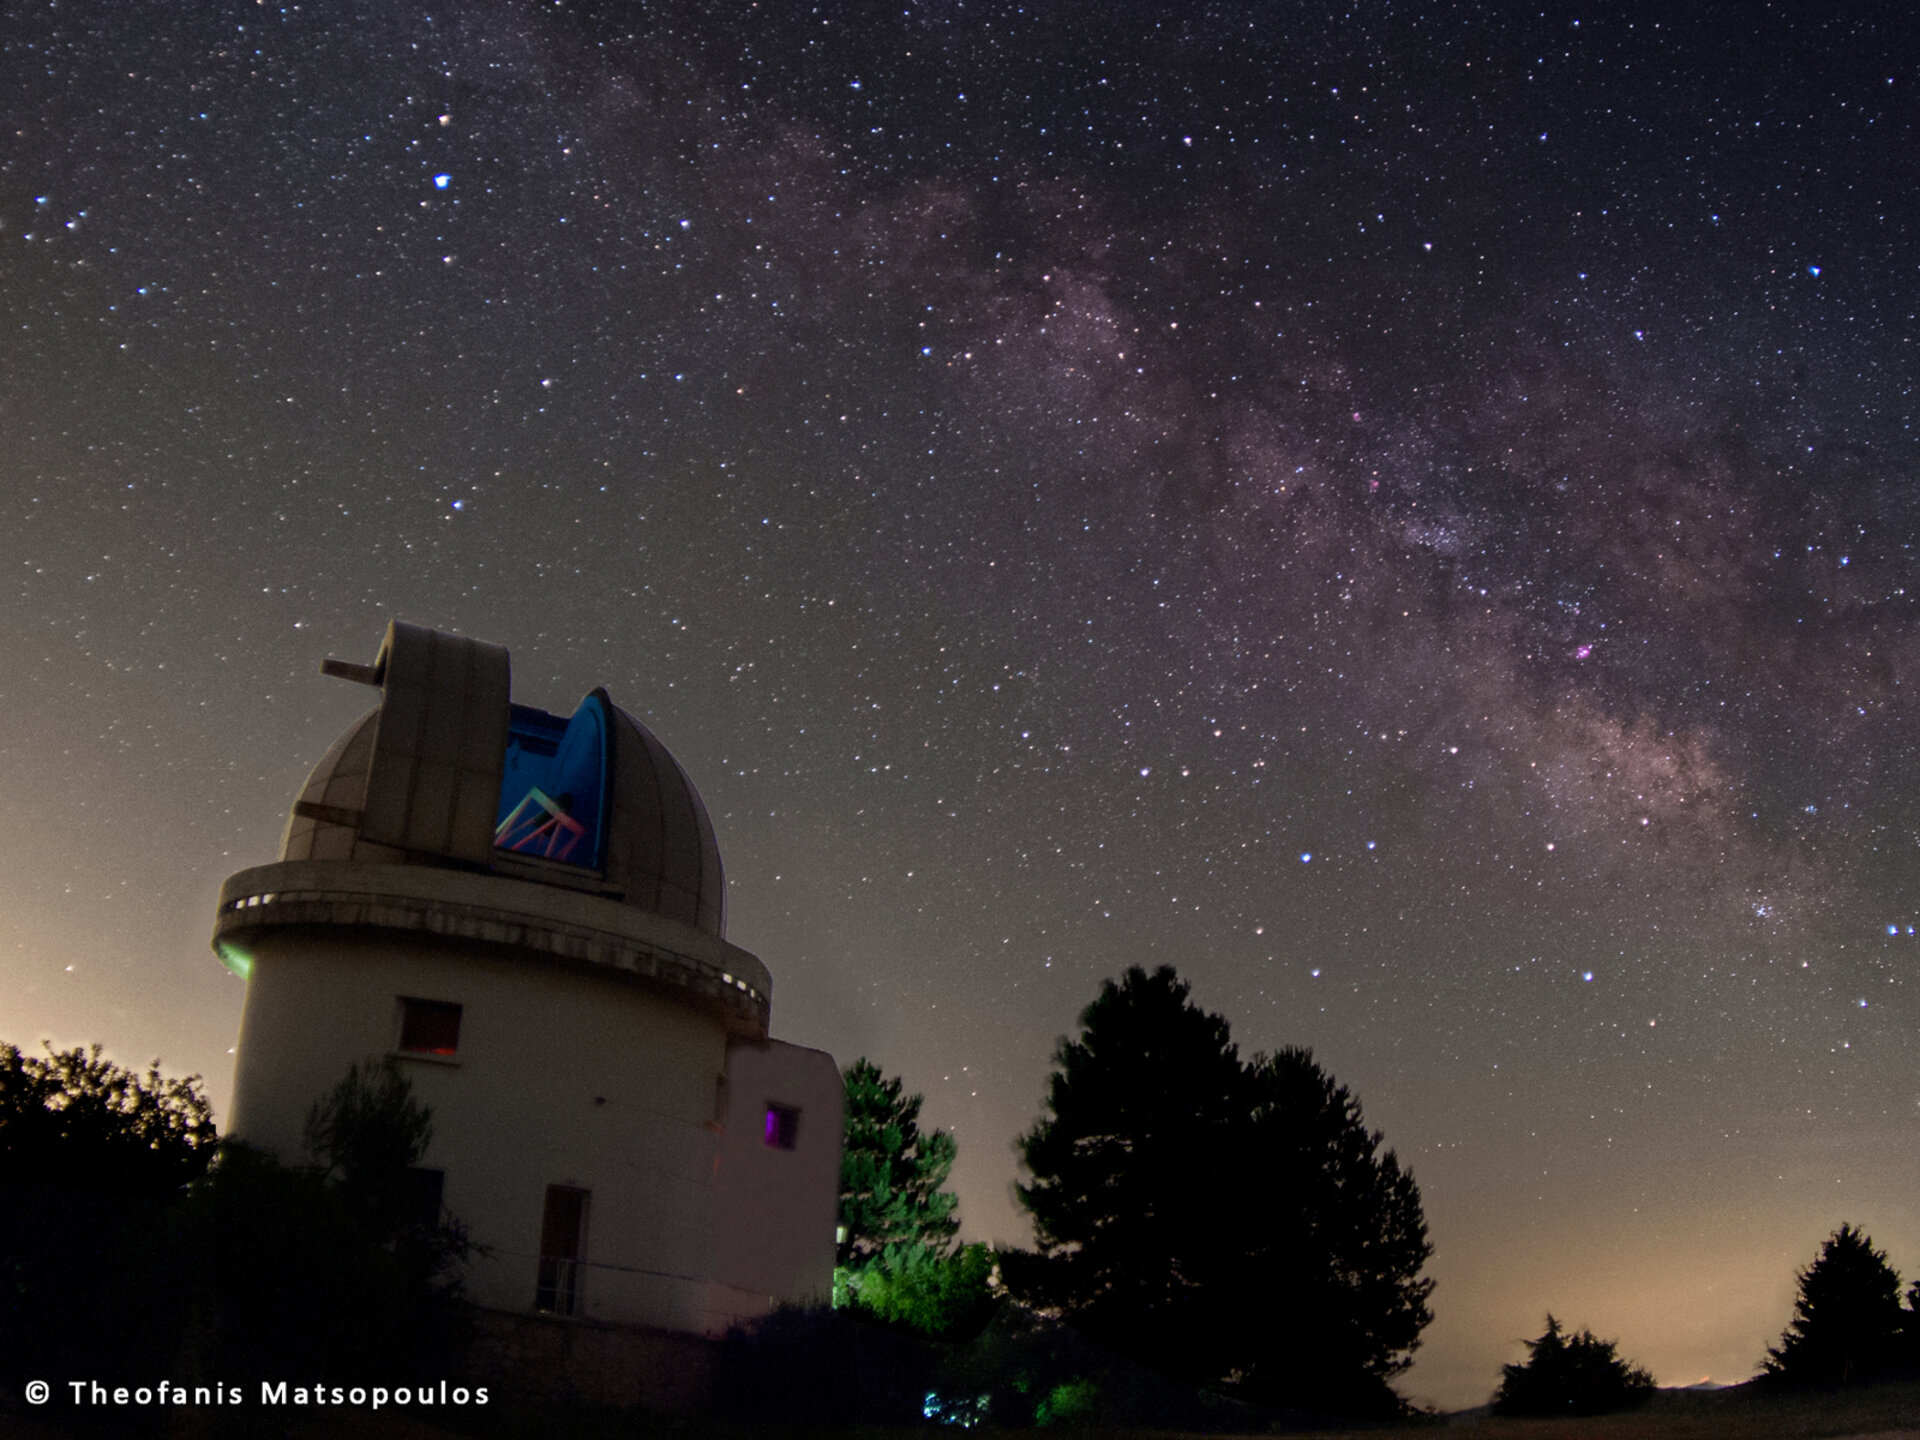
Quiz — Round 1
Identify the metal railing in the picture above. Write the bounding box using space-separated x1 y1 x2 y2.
534 1255 583 1317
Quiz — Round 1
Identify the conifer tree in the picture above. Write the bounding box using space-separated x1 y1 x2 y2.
1231 1046 1434 1406
1493 1315 1655 1415
837 1060 993 1340
1010 965 1246 1387
1008 965 1433 1415
1764 1223 1907 1385
838 1058 960 1267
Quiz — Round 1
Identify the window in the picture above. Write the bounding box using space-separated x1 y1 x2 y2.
763 1104 800 1150
535 1185 589 1317
397 997 462 1056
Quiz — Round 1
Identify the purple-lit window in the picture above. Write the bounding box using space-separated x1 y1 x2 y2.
764 1104 800 1150
398 997 463 1056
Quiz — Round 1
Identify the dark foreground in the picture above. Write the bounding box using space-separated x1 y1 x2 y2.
9 1377 1920 1440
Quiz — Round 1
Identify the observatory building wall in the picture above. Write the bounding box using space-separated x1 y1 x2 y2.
713 1038 843 1309
214 621 841 1344
227 926 754 1331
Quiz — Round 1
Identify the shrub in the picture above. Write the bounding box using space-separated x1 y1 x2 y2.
838 1241 999 1341
1493 1314 1655 1416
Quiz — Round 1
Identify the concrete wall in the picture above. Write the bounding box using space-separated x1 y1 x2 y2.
227 928 829 1334
713 1039 844 1312
465 1309 719 1412
228 936 729 1328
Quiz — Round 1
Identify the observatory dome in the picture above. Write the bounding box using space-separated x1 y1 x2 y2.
283 687 727 940
217 621 763 1035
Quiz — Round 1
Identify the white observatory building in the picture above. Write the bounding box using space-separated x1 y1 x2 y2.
213 621 841 1342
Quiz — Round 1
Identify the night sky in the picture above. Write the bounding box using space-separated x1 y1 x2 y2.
5 0 1918 1409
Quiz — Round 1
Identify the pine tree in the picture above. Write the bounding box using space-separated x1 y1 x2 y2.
1230 1046 1434 1407
1764 1223 1906 1385
1008 965 1433 1415
1011 965 1247 1388
1493 1315 1655 1415
837 1058 960 1267
837 1060 995 1340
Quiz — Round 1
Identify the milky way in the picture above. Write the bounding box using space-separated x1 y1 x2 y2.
3 0 1917 1406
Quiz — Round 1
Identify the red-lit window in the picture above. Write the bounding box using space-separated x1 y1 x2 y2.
764 1104 800 1150
398 997 463 1056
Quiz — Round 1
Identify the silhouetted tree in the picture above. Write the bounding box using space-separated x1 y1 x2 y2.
838 1057 959 1267
0 1043 215 1390
302 1056 447 1239
4 1052 466 1392
173 1141 468 1384
1007 965 1432 1416
1493 1315 1655 1415
0 1040 215 1194
1229 1046 1435 1409
1764 1223 1906 1385
1009 967 1246 1386
837 1059 993 1340
305 1058 433 1176
158 1059 469 1387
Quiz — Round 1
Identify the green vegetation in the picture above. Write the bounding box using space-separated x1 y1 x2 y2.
1033 1375 1100 1425
838 1057 960 1267
835 1238 998 1341
1494 1314 1655 1415
835 1057 995 1341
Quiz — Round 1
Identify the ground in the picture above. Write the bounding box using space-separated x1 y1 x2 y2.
8 1377 1920 1439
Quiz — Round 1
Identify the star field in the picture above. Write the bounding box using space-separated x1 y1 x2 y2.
3 0 1918 1408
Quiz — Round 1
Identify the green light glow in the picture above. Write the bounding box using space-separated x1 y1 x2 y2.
216 941 254 981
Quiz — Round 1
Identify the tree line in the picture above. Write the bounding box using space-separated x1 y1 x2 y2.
836 965 1920 1420
1 1042 468 1404
5 969 1431 1418
836 964 1432 1417
9 967 1917 1423
1489 1222 1920 1416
